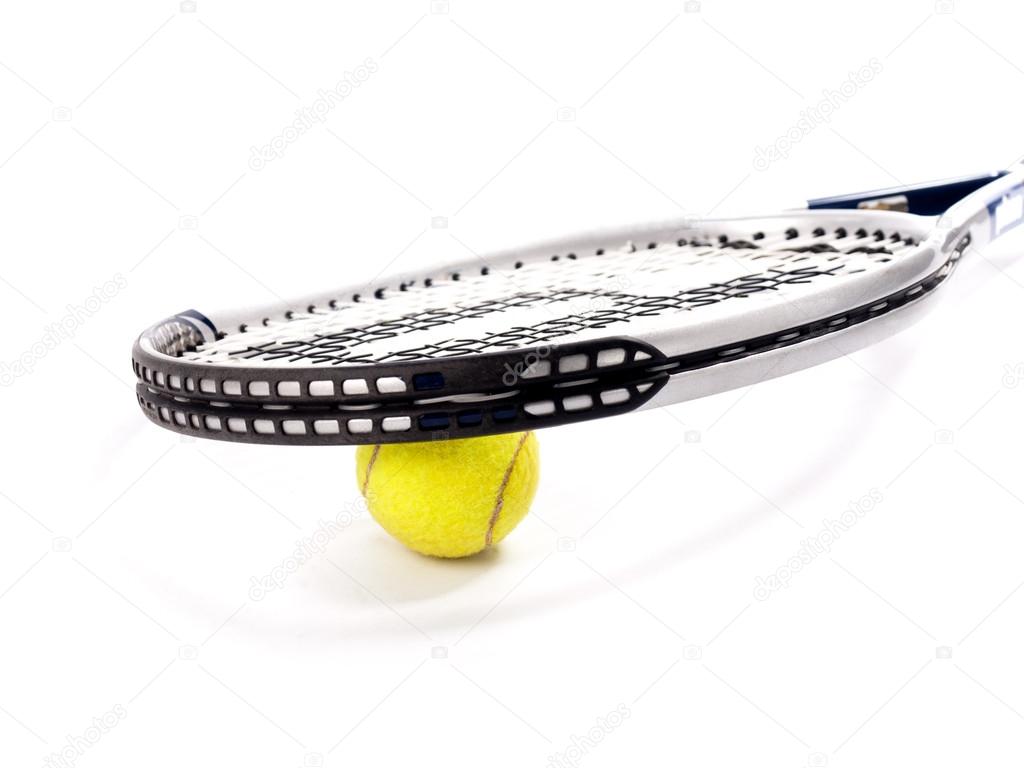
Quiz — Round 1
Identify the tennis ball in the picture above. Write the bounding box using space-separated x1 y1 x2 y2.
355 432 539 558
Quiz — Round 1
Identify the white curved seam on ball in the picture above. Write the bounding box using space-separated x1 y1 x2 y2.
486 432 530 548
362 444 381 496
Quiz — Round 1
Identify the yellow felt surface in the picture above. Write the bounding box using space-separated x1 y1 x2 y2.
355 432 539 558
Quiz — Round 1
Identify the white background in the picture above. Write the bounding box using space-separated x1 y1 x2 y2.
2 1 1024 766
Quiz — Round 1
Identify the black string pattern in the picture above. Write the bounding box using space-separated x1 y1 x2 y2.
177 228 916 365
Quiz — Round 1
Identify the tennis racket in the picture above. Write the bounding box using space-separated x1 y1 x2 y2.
134 162 1024 445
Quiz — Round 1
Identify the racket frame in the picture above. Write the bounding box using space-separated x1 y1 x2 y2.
132 164 1024 445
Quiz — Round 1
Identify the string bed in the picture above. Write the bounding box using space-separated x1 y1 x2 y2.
182 224 916 367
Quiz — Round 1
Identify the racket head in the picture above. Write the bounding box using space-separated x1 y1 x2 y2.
133 166 1024 445
133 208 939 402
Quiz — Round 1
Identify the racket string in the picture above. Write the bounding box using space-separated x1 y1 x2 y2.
182 224 919 365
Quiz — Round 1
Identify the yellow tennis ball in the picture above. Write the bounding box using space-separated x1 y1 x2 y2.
355 432 539 558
